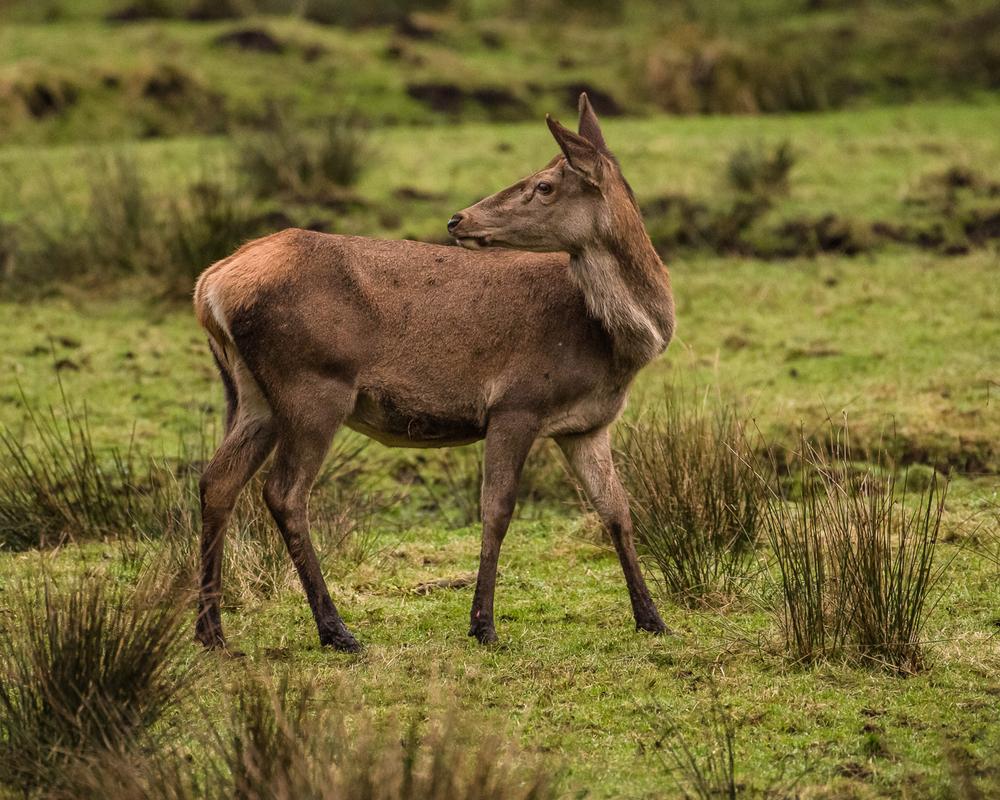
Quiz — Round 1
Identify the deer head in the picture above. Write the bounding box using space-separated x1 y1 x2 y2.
448 94 635 256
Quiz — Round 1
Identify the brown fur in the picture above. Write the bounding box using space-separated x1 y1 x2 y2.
193 94 674 652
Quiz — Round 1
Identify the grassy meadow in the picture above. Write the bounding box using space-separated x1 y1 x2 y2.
2 1 1000 798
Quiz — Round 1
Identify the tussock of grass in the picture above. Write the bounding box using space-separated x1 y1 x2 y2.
618 391 763 608
239 108 369 200
760 427 947 674
0 394 151 551
0 569 189 793
727 140 795 200
218 673 553 800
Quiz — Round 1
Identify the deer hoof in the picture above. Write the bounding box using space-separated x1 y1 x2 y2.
637 618 676 637
194 627 227 650
468 621 500 645
320 628 362 653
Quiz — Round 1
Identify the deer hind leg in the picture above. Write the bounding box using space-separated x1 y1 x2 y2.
556 428 672 636
196 372 277 650
469 413 540 645
262 376 360 652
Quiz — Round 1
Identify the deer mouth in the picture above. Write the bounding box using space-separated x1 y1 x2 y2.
454 235 491 250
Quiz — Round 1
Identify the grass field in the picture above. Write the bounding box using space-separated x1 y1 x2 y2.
2 1 1000 797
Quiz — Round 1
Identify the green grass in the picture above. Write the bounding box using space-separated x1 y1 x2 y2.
2 503 1000 798
0 299 219 453
669 249 1000 470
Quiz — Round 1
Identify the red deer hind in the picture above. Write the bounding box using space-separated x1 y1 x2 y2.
193 94 675 652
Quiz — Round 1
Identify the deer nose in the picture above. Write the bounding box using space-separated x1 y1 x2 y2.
447 213 464 235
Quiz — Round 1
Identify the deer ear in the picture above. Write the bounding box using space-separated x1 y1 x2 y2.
546 114 602 186
577 93 610 156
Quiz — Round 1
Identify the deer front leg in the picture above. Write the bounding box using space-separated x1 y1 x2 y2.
469 415 539 644
557 428 672 636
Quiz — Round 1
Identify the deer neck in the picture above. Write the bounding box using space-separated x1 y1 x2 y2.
567 212 674 371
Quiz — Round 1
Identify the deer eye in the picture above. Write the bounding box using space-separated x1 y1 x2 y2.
536 182 553 196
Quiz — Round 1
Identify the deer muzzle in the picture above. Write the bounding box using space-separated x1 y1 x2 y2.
447 212 490 250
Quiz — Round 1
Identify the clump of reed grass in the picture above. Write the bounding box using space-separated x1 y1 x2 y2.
218 673 553 800
141 432 394 613
0 383 217 553
0 570 189 793
617 390 764 607
727 140 795 199
162 177 261 285
760 428 947 674
239 108 368 200
0 394 147 551
0 385 393 623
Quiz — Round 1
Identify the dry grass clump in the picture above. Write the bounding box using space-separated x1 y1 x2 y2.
727 140 795 200
0 397 168 551
218 673 553 800
0 391 394 625
640 35 834 116
0 570 189 794
62 672 553 800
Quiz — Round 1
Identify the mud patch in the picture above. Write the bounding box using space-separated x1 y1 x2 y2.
214 28 285 54
480 30 504 49
870 222 945 249
136 63 223 111
407 82 464 113
563 82 623 116
128 64 229 136
775 215 873 256
142 65 194 102
643 188 1000 259
107 1 175 22
406 83 529 119
793 431 999 475
17 79 78 119
392 186 447 202
965 209 1000 245
471 87 530 120
395 15 437 40
642 194 769 256
187 0 244 21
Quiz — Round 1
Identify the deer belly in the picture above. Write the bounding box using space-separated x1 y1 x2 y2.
346 391 486 448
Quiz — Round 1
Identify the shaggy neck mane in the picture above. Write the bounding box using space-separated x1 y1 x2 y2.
568 187 675 371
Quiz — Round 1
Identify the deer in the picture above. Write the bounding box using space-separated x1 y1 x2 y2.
192 94 675 653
